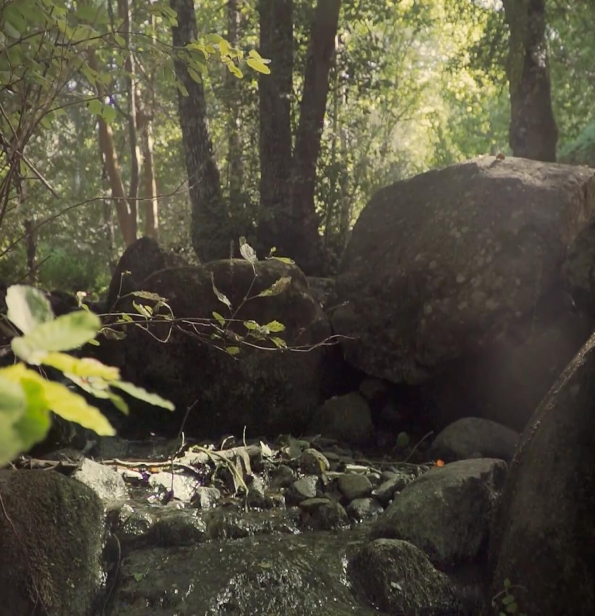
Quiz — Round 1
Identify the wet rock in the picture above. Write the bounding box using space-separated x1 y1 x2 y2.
0 470 105 616
371 474 413 505
349 539 462 615
286 476 319 504
299 448 330 475
205 510 299 540
308 392 374 446
431 417 519 462
148 471 199 503
92 436 130 460
300 499 349 531
117 510 156 546
373 459 507 567
359 378 391 406
150 511 207 546
337 474 373 502
346 498 384 521
490 331 595 616
193 486 222 509
270 464 295 489
247 475 268 509
72 458 129 503
112 532 377 615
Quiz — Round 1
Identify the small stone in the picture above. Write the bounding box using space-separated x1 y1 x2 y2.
271 464 295 489
372 475 413 505
151 511 207 546
72 458 128 503
347 498 384 521
287 476 319 504
301 500 349 531
193 487 221 509
299 449 330 475
337 474 373 502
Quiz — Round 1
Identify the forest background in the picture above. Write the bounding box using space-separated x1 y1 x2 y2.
1 0 594 295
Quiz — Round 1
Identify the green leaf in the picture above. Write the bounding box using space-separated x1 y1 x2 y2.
247 57 271 75
243 320 259 330
211 273 232 310
3 364 115 435
506 603 518 614
212 312 226 327
110 380 175 411
12 310 101 364
41 353 120 380
239 237 257 263
256 276 292 298
133 301 153 318
187 67 202 83
270 337 287 349
102 104 116 124
14 377 52 452
264 320 285 333
272 256 295 265
130 291 166 302
6 285 54 334
226 346 240 356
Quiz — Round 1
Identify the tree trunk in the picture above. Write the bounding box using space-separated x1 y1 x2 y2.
226 0 244 211
256 0 293 257
503 0 558 162
88 51 137 246
290 0 341 274
171 0 229 262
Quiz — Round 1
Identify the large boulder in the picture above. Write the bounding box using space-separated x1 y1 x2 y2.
0 470 106 616
372 459 507 568
333 157 595 428
490 332 595 615
96 243 333 438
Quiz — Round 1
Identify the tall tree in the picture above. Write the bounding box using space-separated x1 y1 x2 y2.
171 0 230 262
257 0 341 274
256 0 294 259
290 0 341 272
503 0 558 161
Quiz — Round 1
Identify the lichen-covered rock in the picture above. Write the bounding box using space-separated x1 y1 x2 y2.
431 418 519 463
490 332 595 616
97 250 332 438
333 157 595 423
0 470 105 616
349 539 462 615
372 459 507 567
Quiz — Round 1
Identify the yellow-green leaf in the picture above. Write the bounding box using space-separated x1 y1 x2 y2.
247 57 271 75
41 353 120 380
6 285 54 334
110 380 174 411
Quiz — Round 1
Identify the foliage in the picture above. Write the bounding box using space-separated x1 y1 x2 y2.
491 578 528 616
0 284 173 467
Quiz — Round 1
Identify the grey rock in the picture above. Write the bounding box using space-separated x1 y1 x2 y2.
337 474 373 502
72 458 128 502
372 474 413 505
299 448 330 475
349 539 462 615
346 498 384 521
149 471 199 503
287 476 319 504
118 510 156 546
301 500 349 531
270 464 295 489
247 475 267 509
193 486 222 509
151 511 207 546
308 392 374 446
373 458 507 567
431 417 519 462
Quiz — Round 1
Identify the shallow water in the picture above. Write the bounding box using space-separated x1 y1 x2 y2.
110 526 380 615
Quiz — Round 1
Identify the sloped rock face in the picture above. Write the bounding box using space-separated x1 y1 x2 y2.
97 246 332 438
0 470 105 616
490 332 595 616
333 157 595 427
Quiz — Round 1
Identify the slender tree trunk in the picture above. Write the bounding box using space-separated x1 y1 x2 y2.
138 14 159 240
88 50 137 246
503 0 558 162
256 0 293 257
290 0 341 274
171 0 229 262
227 0 244 210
